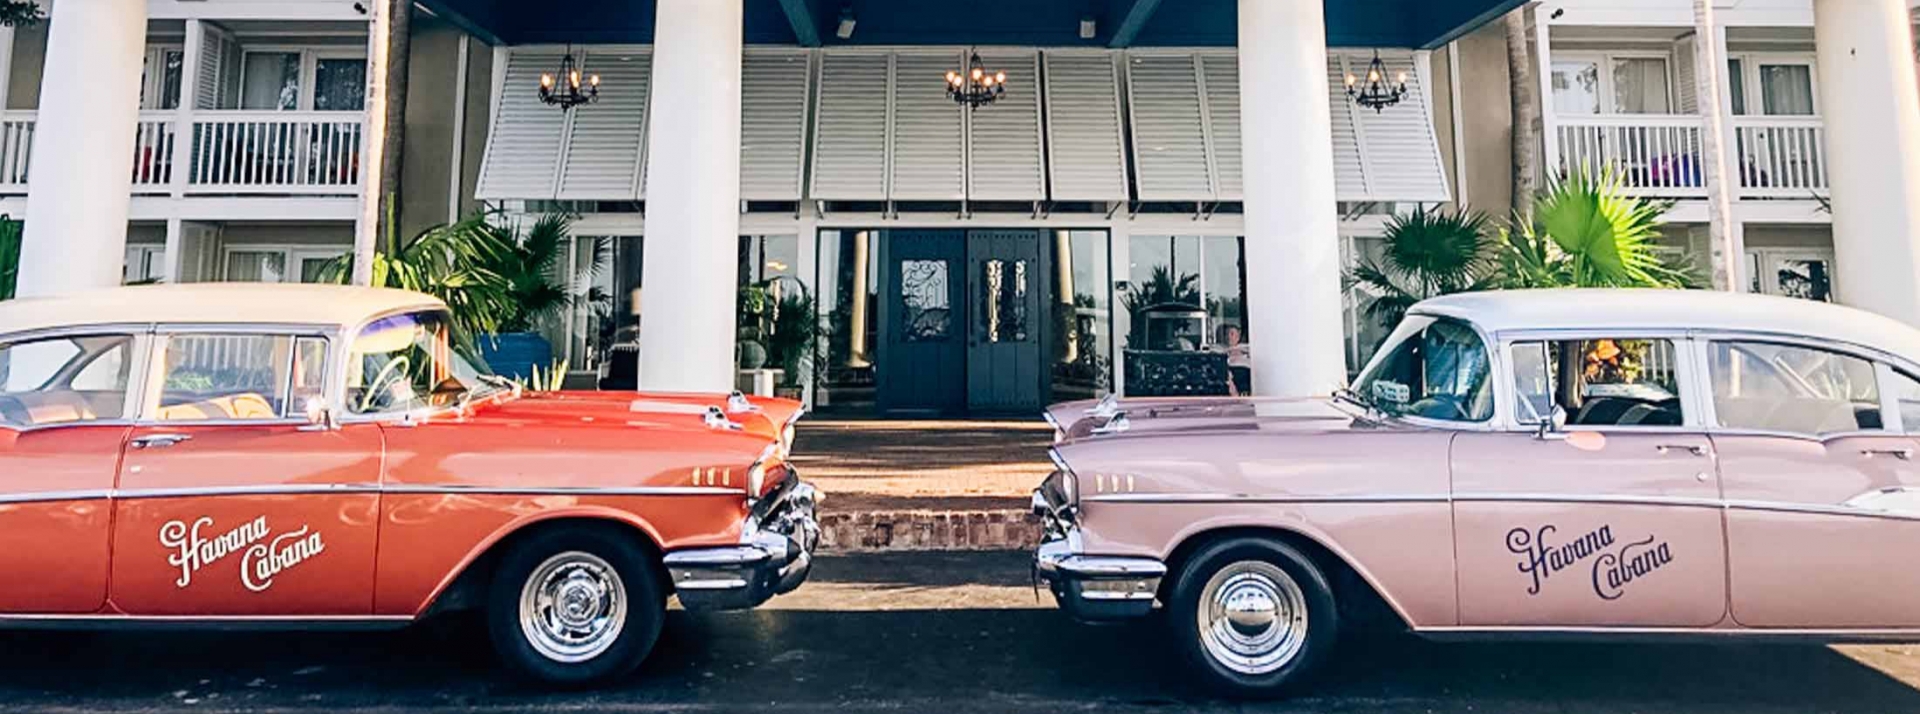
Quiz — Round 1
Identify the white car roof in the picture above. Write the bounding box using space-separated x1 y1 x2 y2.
1411 289 1920 362
0 284 447 336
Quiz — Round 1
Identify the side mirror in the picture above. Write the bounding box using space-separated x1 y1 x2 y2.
1533 405 1568 440
299 398 340 432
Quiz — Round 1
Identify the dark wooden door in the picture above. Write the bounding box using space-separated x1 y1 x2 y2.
966 230 1046 413
877 230 967 415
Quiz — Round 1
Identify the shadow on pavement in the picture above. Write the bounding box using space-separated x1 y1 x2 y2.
0 609 1917 713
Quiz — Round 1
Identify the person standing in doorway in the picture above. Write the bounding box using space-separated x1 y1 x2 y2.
1216 324 1252 396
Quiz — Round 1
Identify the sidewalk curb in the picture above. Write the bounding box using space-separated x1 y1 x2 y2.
818 509 1042 553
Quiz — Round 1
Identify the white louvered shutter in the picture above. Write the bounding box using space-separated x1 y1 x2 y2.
740 49 811 201
1127 53 1213 201
477 50 568 200
966 50 1044 201
810 51 890 200
1327 57 1370 200
195 26 235 110
889 50 966 200
1673 38 1699 114
1348 52 1451 202
1200 52 1242 201
1043 51 1129 202
557 48 650 200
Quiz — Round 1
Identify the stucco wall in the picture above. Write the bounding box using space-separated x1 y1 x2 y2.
399 14 492 239
1744 223 1833 249
1444 19 1516 217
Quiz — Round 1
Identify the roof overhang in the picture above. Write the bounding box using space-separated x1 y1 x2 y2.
420 0 1526 50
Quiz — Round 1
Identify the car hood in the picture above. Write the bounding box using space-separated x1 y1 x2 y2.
1049 396 1375 443
501 390 791 441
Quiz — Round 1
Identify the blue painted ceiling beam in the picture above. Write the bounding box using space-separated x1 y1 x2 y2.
777 0 822 47
1106 0 1163 48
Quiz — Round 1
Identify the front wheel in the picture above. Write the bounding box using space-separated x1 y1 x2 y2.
486 527 664 687
1167 537 1338 699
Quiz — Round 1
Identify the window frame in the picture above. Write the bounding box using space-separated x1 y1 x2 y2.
1547 50 1678 116
222 244 348 284
1727 52 1820 117
138 324 336 427
237 46 368 112
1691 330 1908 442
0 326 154 430
1494 329 1708 433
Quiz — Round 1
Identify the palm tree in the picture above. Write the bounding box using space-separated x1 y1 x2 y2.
1495 167 1701 289
1346 206 1497 330
483 213 602 334
318 214 519 342
1692 0 1739 290
1504 6 1540 221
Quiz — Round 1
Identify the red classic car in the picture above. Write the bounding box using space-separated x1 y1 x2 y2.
1037 289 1920 698
0 284 818 685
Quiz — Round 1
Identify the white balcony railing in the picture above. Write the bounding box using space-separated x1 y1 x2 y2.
0 109 362 197
1554 113 1830 201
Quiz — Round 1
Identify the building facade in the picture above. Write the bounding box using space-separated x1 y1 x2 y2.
9 0 1920 417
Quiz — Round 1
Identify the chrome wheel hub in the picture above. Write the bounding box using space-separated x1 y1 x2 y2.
1196 560 1308 675
519 551 627 664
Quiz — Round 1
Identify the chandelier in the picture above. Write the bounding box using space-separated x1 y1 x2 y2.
946 51 1006 109
539 48 600 110
1345 51 1407 113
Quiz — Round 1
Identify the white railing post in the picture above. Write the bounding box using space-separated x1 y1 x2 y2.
1534 9 1560 178
173 19 204 200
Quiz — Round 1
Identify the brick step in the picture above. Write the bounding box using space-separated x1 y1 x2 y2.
818 509 1043 553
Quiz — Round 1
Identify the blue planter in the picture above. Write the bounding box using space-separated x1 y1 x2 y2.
479 332 553 382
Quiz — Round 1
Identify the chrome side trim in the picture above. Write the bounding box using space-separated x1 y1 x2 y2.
1083 493 1450 505
1456 492 1725 509
382 484 746 497
1727 498 1920 523
0 614 413 632
0 489 114 505
116 484 385 500
1416 625 1920 643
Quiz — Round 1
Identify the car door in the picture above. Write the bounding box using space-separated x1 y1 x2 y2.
1706 338 1920 628
1452 333 1729 628
0 330 145 613
110 328 384 617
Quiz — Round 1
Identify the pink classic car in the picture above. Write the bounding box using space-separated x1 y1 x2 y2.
1035 289 1920 697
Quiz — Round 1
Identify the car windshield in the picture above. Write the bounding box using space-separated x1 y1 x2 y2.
345 310 505 415
1349 315 1494 422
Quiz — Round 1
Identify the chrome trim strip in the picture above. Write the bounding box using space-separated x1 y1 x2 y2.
1417 625 1920 641
0 614 414 631
382 484 745 497
0 613 413 623
1455 492 1725 509
0 489 114 505
1083 493 1450 505
1726 498 1920 523
115 484 385 500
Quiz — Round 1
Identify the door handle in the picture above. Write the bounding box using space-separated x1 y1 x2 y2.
1862 448 1915 461
1656 444 1707 457
130 433 192 449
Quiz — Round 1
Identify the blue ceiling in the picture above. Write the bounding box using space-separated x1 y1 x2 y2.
423 0 1522 50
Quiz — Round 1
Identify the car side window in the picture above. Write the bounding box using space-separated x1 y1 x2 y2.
1890 370 1920 433
1707 341 1882 435
0 334 136 428
156 334 325 422
1510 338 1685 427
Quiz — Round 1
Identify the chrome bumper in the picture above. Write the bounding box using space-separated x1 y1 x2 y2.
1031 487 1165 621
664 479 820 611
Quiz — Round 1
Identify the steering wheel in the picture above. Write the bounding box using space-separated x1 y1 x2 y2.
358 355 413 414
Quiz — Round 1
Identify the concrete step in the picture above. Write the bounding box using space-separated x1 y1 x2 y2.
819 509 1042 553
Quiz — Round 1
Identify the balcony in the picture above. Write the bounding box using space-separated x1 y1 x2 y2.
1553 114 1829 200
0 110 363 198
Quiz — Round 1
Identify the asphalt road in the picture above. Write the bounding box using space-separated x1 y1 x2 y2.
3 551 1920 713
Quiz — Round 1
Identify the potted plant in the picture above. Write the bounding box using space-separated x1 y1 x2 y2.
474 215 605 381
764 280 818 398
736 281 772 370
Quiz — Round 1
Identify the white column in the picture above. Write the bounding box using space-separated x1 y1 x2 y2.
1236 0 1346 397
352 0 394 286
15 0 148 298
1815 0 1920 325
638 0 744 392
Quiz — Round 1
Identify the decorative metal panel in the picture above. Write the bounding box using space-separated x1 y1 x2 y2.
900 259 952 341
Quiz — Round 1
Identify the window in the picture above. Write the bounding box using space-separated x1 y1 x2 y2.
0 335 135 427
346 311 500 415
241 51 302 111
1351 316 1493 422
1758 64 1815 116
1125 235 1247 351
125 245 166 284
1510 338 1685 427
1709 341 1881 435
1890 370 1920 433
225 248 346 284
157 334 318 422
1551 60 1601 115
312 59 367 111
1611 57 1672 114
140 47 185 111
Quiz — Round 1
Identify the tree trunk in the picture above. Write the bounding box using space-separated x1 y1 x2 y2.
1504 8 1540 223
1693 0 1739 291
378 0 411 254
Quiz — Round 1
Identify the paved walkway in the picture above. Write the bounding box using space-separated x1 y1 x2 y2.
790 418 1053 514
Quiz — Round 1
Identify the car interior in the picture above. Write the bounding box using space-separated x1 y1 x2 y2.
0 335 135 428
1708 341 1883 434
1514 339 1684 428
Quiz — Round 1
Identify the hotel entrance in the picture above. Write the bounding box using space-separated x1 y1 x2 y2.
816 228 1115 417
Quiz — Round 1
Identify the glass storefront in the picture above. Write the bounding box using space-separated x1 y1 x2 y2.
1123 235 1248 395
737 235 807 396
814 229 881 412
